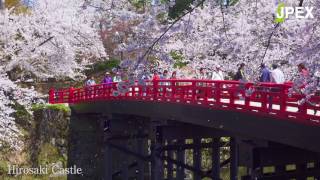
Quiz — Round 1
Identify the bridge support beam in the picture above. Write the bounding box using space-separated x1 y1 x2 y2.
137 130 145 180
296 163 306 180
166 139 174 180
212 137 221 180
103 143 113 180
316 162 320 180
150 124 164 180
230 137 239 180
68 112 320 180
120 150 130 180
177 139 185 180
194 138 202 180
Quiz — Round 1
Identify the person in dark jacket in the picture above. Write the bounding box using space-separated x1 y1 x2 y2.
234 63 246 81
259 63 270 82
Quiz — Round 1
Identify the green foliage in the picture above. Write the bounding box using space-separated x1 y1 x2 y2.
168 0 194 19
37 143 64 166
5 0 29 14
11 102 33 130
130 0 172 10
156 12 169 24
170 50 188 68
85 58 120 75
229 0 240 6
130 0 146 9
168 0 240 19
31 104 70 114
0 160 9 176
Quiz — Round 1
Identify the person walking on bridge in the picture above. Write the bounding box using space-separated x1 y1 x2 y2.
211 65 224 80
102 72 113 84
85 76 96 98
101 72 113 97
233 63 247 100
296 63 312 113
234 63 247 81
85 76 96 86
197 68 207 80
160 70 169 80
298 63 310 79
259 63 270 83
113 72 122 83
269 64 285 111
270 64 285 84
196 68 208 99
170 71 177 79
152 70 160 81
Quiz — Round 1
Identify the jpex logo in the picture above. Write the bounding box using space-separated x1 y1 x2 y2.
275 2 314 23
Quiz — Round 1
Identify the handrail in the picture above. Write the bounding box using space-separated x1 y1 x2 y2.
48 79 320 126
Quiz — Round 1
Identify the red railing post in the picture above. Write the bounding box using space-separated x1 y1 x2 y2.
163 80 167 97
69 87 74 103
215 81 221 105
58 90 64 103
49 88 55 104
279 84 287 117
171 80 176 99
153 80 158 100
93 85 96 99
298 97 308 120
244 83 251 109
192 81 197 102
261 85 268 113
131 83 135 98
229 83 235 108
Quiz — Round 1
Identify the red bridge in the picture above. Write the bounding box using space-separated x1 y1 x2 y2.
49 79 320 125
49 80 320 180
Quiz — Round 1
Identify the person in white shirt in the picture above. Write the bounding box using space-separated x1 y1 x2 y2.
211 65 224 80
269 64 285 110
113 72 122 83
270 64 285 84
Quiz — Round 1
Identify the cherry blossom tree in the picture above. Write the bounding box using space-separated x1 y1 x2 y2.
122 0 319 81
0 0 107 149
118 0 319 107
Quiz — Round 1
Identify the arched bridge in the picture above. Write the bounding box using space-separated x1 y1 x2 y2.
49 80 320 180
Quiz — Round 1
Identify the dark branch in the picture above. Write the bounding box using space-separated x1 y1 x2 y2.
261 0 304 62
261 23 280 62
134 0 207 69
31 36 54 52
299 0 304 6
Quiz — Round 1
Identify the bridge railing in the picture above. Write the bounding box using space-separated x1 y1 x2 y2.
48 80 320 125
